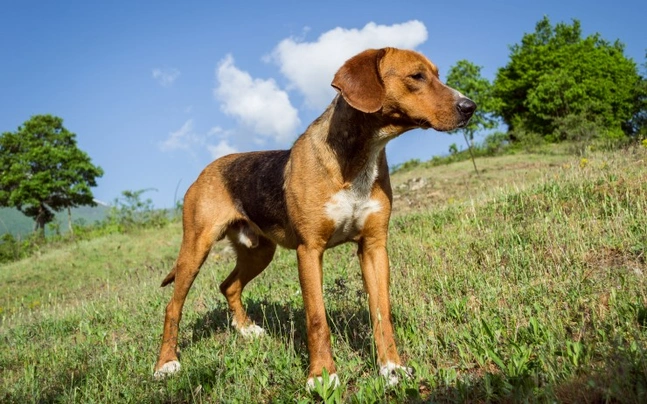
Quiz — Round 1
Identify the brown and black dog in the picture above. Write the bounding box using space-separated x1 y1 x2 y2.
153 47 476 389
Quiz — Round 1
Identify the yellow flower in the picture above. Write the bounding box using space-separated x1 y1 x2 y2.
642 139 647 148
579 158 588 168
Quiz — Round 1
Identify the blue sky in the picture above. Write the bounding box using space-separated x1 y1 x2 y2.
1 1 645 209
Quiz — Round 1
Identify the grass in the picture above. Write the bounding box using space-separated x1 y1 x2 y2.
1 146 646 402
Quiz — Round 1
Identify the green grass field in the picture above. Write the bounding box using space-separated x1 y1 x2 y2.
1 147 646 403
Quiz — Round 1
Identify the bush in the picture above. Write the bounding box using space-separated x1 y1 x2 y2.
552 110 635 155
107 189 170 232
390 158 421 174
483 131 510 154
0 188 174 264
0 233 42 264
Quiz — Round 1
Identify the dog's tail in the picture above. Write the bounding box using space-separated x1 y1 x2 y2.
160 265 177 287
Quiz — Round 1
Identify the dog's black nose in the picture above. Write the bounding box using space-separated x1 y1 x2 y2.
457 98 477 117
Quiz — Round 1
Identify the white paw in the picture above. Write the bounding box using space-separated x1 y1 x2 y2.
306 373 340 392
153 360 181 380
232 318 266 338
380 362 413 386
239 323 266 338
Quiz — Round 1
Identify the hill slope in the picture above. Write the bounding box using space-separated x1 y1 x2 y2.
0 148 645 402
0 205 109 237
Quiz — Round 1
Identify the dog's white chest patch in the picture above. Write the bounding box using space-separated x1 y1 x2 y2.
325 190 381 241
324 148 383 245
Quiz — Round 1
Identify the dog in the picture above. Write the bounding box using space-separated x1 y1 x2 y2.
153 47 476 389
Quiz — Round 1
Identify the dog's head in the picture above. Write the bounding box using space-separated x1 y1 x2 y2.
331 48 476 134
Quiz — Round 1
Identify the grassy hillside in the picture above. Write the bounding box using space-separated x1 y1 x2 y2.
0 205 109 237
0 148 645 402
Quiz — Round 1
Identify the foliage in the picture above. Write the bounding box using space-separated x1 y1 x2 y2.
625 54 647 137
0 189 173 264
389 158 422 174
0 115 104 233
0 233 39 263
391 131 510 174
445 60 500 174
493 17 641 140
106 189 170 232
446 60 499 143
552 110 609 156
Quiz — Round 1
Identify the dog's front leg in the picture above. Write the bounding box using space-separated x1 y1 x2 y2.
358 238 412 386
297 244 339 390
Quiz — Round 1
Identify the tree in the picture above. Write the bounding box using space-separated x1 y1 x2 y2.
493 17 641 140
445 60 499 173
624 53 647 138
0 115 104 233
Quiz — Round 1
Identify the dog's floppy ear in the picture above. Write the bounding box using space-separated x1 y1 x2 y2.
331 48 386 113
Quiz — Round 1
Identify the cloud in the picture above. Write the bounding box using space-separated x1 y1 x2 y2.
207 126 225 137
214 54 300 143
159 119 197 151
270 20 428 109
162 22 428 161
152 68 181 87
207 140 238 159
160 120 236 160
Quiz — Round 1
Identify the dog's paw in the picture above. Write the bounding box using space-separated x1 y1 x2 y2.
305 373 340 392
379 362 413 387
239 323 266 338
232 318 266 338
153 360 181 380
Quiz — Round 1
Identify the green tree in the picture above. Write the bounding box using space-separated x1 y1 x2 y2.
625 53 647 137
445 60 499 173
446 60 499 141
493 17 641 141
0 115 104 233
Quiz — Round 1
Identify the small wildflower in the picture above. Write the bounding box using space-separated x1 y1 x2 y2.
642 139 647 149
579 158 588 168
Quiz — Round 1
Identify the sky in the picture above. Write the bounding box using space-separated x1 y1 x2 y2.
1 1 645 209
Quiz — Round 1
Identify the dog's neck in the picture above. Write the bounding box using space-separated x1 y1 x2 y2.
307 96 392 183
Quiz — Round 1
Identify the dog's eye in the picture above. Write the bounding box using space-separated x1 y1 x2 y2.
409 73 426 81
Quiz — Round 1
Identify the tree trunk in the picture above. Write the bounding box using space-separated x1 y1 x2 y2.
68 206 73 236
35 205 47 237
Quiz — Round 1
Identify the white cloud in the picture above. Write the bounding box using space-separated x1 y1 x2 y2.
270 20 428 109
214 54 300 143
161 22 429 161
152 68 181 87
160 120 236 160
207 140 238 159
207 126 225 137
159 119 196 151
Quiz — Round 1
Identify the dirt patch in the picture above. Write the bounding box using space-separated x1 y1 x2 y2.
584 246 645 276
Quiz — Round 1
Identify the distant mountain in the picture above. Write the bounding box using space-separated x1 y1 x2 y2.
0 205 110 238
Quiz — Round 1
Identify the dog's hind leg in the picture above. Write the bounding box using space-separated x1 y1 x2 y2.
154 224 219 379
220 231 276 337
154 183 232 379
